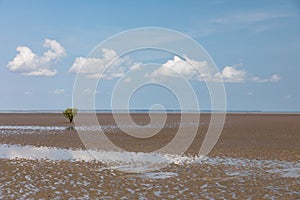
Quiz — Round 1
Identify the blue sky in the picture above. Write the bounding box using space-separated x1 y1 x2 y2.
0 0 299 111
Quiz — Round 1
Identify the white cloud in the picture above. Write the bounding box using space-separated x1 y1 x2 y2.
150 58 281 84
148 57 248 83
149 56 193 79
70 51 209 81
69 49 133 79
70 49 281 84
7 39 66 76
269 74 281 82
129 63 142 71
215 65 281 83
215 66 247 83
25 69 57 76
42 39 66 62
69 57 102 74
247 92 253 96
50 88 65 95
148 56 211 81
251 74 281 83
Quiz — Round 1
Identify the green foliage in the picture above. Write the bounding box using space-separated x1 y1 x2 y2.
63 108 78 123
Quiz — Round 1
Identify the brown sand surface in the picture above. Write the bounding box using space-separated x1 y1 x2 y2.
0 113 299 199
0 113 299 161
0 158 299 199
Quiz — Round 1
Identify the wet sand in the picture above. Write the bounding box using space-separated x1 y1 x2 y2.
1 158 299 199
0 113 299 161
0 113 299 199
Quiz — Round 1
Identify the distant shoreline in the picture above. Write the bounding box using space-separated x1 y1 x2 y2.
0 110 299 114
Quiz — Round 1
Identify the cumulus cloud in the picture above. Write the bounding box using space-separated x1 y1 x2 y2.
148 57 247 83
7 39 66 76
215 66 247 83
69 49 133 79
149 56 196 79
70 48 281 84
149 57 281 84
216 66 281 83
50 88 65 95
148 56 212 81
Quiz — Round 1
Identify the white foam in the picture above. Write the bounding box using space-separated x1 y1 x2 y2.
0 122 201 133
0 125 65 131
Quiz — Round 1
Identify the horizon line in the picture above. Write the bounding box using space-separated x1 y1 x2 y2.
0 109 299 114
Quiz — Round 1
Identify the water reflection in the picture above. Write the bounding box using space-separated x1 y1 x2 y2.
65 126 75 131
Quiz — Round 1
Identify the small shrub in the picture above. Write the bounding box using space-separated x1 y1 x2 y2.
63 108 78 123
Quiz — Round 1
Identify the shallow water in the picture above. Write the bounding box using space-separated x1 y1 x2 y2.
0 144 299 178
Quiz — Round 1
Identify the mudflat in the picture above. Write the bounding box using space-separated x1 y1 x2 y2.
0 113 299 199
0 113 299 160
